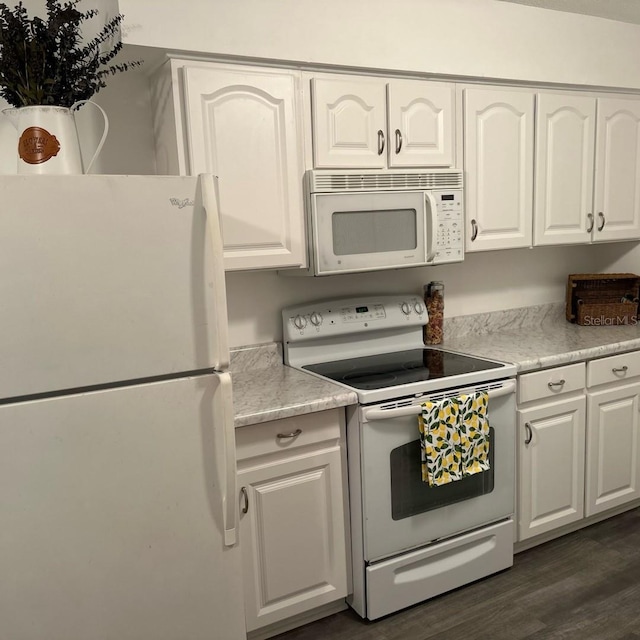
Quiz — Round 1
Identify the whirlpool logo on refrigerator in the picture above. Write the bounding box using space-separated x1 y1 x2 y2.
169 197 194 209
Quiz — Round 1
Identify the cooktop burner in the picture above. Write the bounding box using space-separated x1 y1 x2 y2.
303 348 505 391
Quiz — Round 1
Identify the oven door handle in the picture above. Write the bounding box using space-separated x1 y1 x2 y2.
362 380 516 421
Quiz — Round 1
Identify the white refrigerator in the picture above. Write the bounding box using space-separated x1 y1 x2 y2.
0 175 246 640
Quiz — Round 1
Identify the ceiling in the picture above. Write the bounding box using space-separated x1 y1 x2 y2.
497 0 640 25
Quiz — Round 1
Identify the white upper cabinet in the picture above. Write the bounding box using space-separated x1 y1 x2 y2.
151 60 306 271
311 76 386 169
593 97 640 242
535 93 640 246
311 75 454 169
463 86 534 252
534 93 596 246
387 80 455 167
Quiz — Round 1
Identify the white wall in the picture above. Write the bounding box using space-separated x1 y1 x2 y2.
119 0 640 89
596 242 640 274
225 243 629 347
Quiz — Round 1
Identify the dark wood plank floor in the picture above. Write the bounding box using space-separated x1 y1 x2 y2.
275 508 640 640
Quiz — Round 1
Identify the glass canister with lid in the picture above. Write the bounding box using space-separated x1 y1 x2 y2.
424 281 445 345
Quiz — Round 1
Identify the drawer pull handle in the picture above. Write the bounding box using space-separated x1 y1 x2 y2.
524 422 533 445
240 486 249 514
277 428 302 439
547 379 566 389
612 365 629 374
586 213 594 233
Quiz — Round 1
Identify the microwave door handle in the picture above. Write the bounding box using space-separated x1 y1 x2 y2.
362 380 516 421
425 192 438 263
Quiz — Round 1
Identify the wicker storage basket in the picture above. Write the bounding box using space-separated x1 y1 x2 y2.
566 273 640 326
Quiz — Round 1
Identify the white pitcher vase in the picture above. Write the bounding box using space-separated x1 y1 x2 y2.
2 100 109 175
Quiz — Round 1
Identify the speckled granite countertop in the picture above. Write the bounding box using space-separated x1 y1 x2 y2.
230 303 640 427
442 302 640 373
230 343 357 428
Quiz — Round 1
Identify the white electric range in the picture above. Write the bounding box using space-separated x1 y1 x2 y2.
283 295 517 620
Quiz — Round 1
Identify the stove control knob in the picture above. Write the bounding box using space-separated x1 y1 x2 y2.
292 314 307 330
414 301 425 315
400 301 411 315
309 312 323 327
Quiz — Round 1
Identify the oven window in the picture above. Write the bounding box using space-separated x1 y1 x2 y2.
332 209 417 255
390 428 495 521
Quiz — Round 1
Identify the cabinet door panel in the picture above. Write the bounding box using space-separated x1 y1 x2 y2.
594 98 640 242
387 80 454 167
464 88 534 251
183 66 305 270
311 77 387 168
534 93 595 246
517 396 586 541
239 448 348 632
586 383 640 516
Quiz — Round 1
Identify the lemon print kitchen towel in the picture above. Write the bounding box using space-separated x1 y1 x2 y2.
418 397 463 486
419 391 490 486
459 391 490 476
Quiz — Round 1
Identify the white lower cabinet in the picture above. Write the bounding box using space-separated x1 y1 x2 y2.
517 352 640 544
235 409 349 634
585 353 640 516
517 363 586 541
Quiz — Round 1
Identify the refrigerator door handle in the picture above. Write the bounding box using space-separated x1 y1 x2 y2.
201 174 231 371
217 370 238 547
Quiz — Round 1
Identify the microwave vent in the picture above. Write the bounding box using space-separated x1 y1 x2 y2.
309 170 463 192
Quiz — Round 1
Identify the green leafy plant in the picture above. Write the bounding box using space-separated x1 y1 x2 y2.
0 0 142 108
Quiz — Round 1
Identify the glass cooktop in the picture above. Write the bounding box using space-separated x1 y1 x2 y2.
302 348 505 391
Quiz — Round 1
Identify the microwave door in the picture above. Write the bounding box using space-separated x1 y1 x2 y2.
311 191 428 275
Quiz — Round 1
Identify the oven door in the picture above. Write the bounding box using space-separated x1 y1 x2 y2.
353 379 516 562
310 190 435 275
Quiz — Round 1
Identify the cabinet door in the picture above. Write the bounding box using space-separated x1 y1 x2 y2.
534 93 596 246
585 382 640 516
517 396 586 541
387 80 454 168
464 87 534 252
593 98 640 242
238 448 348 632
311 76 387 168
182 65 306 271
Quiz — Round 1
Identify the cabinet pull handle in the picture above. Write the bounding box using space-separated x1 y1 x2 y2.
597 212 606 231
395 129 403 154
547 379 566 389
524 422 533 445
612 365 629 374
240 486 249 514
277 428 302 439
471 219 478 241
586 213 594 233
377 129 385 156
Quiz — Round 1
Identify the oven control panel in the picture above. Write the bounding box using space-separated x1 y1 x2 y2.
283 295 428 342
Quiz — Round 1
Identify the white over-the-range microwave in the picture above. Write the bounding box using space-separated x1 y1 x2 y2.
284 169 464 277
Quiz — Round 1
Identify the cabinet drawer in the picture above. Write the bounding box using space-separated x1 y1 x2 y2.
518 363 585 404
236 409 342 462
587 351 640 388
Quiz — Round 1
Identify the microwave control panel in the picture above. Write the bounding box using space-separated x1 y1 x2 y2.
433 190 463 264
